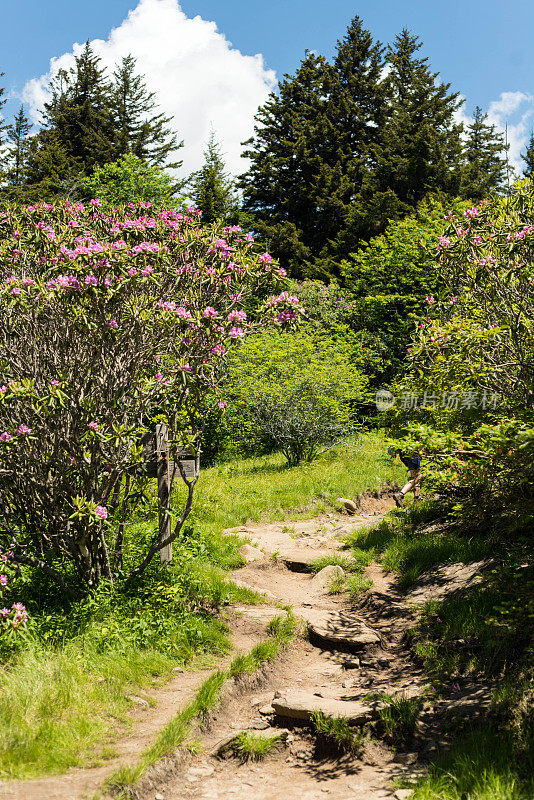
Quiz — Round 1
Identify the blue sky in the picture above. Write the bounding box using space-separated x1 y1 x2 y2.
2 0 534 175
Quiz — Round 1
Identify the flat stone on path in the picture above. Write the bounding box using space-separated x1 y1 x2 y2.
271 690 377 724
305 609 381 652
238 544 264 563
278 548 333 572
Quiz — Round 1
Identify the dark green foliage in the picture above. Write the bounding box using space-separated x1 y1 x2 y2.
23 46 182 200
30 43 115 188
368 29 463 226
111 54 182 169
2 106 32 200
189 130 237 223
0 75 10 181
522 131 534 178
460 106 508 200
340 197 467 384
240 50 331 278
240 19 465 280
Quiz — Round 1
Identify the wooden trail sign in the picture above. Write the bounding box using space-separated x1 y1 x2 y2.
144 425 199 564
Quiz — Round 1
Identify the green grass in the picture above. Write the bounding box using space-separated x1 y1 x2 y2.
177 431 405 538
107 611 296 792
0 432 400 779
376 693 421 746
229 731 285 762
309 552 358 573
409 722 534 800
311 711 364 757
346 503 492 588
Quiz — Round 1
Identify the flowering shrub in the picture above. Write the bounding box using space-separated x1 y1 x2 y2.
0 200 302 592
388 180 534 520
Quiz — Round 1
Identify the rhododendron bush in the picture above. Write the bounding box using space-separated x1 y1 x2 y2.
0 200 302 593
388 180 534 521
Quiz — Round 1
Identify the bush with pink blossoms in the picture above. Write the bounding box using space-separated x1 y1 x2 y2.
0 201 302 593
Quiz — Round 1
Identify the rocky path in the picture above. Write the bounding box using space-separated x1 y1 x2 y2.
135 501 436 800
1 499 491 800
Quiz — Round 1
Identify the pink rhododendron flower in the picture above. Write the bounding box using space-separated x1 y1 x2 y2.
108 319 118 329
90 199 102 207
94 505 108 520
0 433 11 442
84 275 98 286
0 386 7 394
128 268 137 277
51 380 60 387
17 425 31 435
438 235 451 248
155 372 164 381
11 288 21 296
229 327 244 339
260 252 272 264
228 309 247 323
0 575 7 586
218 401 227 409
203 306 218 318
88 422 99 431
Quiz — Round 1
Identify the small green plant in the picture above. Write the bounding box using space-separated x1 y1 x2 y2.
311 711 364 757
310 553 356 573
230 731 285 762
327 574 346 594
376 694 421 745
346 573 373 601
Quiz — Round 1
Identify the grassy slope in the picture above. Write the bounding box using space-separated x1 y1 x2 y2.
0 432 402 779
346 504 534 800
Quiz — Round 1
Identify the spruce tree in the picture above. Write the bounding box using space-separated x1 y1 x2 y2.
371 30 464 218
240 51 331 277
26 42 115 196
460 106 508 199
3 105 32 199
0 75 9 183
189 130 236 223
318 17 387 268
522 131 534 178
111 55 182 168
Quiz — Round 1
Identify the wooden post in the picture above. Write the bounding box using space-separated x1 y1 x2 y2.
156 422 172 563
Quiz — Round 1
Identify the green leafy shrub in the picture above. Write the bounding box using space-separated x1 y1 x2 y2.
214 331 367 464
82 153 180 208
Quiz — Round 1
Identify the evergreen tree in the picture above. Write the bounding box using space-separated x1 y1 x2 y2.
460 106 508 199
3 105 32 198
318 17 387 268
111 54 182 168
0 75 9 182
189 130 236 223
240 51 331 277
241 16 388 279
371 30 464 219
522 131 534 178
25 42 115 196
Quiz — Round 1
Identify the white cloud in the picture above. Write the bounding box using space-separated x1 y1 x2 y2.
21 0 276 178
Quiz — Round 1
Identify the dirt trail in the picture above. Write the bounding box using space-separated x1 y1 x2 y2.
1 498 490 800
134 500 432 800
